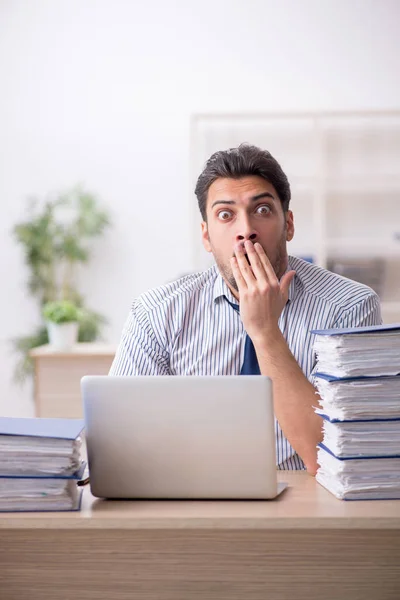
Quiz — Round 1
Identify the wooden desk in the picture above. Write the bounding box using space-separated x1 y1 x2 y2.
1 472 399 600
30 344 116 418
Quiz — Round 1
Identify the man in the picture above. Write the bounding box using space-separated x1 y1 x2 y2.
110 144 381 475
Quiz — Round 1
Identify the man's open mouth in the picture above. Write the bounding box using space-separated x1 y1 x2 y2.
232 252 252 266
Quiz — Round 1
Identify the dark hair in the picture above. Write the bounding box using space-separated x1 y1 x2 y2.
195 143 291 221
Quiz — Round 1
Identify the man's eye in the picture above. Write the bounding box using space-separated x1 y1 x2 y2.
256 205 271 215
217 210 232 220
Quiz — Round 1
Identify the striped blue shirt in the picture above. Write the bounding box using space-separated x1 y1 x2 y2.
110 256 382 469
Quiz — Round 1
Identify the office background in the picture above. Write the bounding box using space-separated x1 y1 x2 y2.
0 0 399 417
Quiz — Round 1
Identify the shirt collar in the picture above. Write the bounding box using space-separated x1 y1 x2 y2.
212 256 297 305
285 255 297 304
212 266 238 305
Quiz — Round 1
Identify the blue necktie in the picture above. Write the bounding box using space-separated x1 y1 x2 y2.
225 297 261 375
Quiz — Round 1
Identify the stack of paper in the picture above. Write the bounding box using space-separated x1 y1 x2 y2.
313 324 400 378
319 417 400 457
314 374 400 421
312 323 400 500
0 417 85 512
316 447 400 500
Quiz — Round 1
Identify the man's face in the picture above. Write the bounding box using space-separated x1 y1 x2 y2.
201 176 294 294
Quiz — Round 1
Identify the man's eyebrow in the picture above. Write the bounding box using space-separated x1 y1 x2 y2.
211 192 275 209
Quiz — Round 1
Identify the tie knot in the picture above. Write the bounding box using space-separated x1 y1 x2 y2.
224 296 239 312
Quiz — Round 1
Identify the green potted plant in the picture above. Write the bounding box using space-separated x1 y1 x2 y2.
12 185 111 381
42 300 81 351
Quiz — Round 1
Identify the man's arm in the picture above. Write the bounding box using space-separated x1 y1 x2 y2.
251 329 322 475
110 300 171 376
255 291 383 474
231 241 321 474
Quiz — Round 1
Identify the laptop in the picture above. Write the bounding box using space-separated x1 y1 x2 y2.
81 375 287 500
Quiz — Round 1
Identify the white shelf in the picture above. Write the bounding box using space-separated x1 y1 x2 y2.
326 239 400 259
290 176 400 193
324 176 400 194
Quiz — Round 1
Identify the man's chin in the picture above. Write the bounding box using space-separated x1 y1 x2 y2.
228 277 239 293
214 262 238 294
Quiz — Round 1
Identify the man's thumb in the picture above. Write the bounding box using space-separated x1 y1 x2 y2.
280 270 296 301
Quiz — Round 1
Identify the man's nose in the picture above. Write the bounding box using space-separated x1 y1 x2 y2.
235 217 258 244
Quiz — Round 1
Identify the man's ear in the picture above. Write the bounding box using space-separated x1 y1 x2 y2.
285 210 294 242
201 221 212 253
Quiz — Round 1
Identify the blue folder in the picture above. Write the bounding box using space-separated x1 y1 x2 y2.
0 489 84 513
318 442 400 460
311 323 400 336
0 462 86 480
314 372 400 382
319 413 400 424
0 418 86 512
0 417 84 440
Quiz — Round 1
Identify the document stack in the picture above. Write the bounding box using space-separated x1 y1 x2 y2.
0 417 85 512
312 323 400 500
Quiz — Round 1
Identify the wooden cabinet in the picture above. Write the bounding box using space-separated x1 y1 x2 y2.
30 344 116 418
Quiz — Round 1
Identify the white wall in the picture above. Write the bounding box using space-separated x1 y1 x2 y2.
0 0 399 416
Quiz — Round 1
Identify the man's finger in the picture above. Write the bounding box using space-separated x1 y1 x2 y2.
230 257 247 290
244 240 267 282
280 270 296 302
254 242 279 284
234 245 256 286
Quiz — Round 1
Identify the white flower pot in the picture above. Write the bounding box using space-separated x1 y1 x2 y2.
46 321 79 351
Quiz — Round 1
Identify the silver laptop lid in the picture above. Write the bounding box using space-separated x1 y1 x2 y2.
81 375 280 500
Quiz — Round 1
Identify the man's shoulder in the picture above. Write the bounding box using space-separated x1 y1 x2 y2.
289 255 378 309
137 265 218 313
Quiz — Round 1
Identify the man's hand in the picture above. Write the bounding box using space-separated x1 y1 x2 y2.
230 240 296 344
